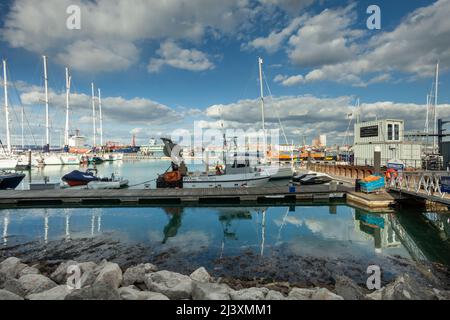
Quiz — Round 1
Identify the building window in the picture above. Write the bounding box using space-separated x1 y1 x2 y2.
394 124 400 140
387 124 393 140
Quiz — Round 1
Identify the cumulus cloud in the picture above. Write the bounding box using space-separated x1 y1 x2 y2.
19 83 180 125
1 0 255 72
148 41 215 73
264 0 450 86
204 94 450 144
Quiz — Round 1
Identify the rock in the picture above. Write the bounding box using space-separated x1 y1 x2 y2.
192 282 231 300
367 274 435 300
27 285 72 300
3 279 26 297
265 290 287 300
80 269 97 288
95 262 123 289
0 257 26 278
118 286 169 300
0 271 8 288
288 287 343 300
433 289 450 300
230 287 269 300
65 282 121 300
311 288 344 300
190 267 212 283
18 274 57 295
123 263 157 286
0 289 23 300
18 266 40 278
288 288 316 300
145 270 193 300
334 275 366 300
50 260 78 284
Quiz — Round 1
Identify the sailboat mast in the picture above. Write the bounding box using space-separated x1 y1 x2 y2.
21 107 24 149
2 59 11 154
258 57 267 160
43 56 50 151
98 88 103 147
91 82 96 148
433 62 439 153
65 67 71 147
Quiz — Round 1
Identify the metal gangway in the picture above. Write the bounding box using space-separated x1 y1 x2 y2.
387 170 450 205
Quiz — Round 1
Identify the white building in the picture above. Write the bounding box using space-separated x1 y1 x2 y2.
353 119 423 168
319 134 327 147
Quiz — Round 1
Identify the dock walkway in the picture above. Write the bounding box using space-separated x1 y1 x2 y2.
0 185 352 207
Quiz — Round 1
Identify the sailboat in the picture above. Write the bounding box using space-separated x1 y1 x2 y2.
0 60 19 170
255 57 294 180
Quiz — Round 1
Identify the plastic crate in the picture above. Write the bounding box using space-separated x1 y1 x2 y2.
359 176 385 193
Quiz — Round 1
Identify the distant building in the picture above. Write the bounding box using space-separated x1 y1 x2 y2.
319 134 327 147
353 119 423 168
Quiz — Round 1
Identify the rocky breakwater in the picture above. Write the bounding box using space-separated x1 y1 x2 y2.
0 257 449 300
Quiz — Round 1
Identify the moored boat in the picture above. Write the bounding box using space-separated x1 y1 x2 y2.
43 154 63 166
0 171 26 190
0 158 18 170
60 154 80 165
62 169 99 187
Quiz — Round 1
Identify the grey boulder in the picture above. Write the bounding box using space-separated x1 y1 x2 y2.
65 283 121 300
145 270 193 300
0 289 23 300
230 287 269 300
192 282 231 300
27 285 72 300
18 274 57 295
95 262 123 289
123 263 157 286
190 267 212 283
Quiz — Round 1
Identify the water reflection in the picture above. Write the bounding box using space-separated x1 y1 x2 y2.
0 205 449 267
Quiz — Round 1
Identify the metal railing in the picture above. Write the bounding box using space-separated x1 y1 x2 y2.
387 171 450 199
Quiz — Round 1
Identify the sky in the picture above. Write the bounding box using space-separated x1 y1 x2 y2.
0 0 450 147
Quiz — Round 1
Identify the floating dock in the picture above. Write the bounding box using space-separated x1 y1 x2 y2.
0 185 352 207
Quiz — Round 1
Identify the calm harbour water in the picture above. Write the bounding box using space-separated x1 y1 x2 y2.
4 160 450 281
1 204 449 269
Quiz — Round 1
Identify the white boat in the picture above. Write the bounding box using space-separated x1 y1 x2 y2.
0 158 18 170
258 163 293 180
87 179 129 189
183 160 270 189
60 154 80 165
110 153 124 161
43 154 63 165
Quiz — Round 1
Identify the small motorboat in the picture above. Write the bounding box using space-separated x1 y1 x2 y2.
0 171 26 190
293 172 333 185
87 176 129 189
62 169 99 187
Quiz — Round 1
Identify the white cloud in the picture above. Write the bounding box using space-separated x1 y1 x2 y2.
148 41 215 73
248 16 305 53
204 94 450 144
269 0 450 86
19 84 180 125
1 0 256 72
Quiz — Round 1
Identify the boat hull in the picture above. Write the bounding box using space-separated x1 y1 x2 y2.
0 159 18 170
43 155 63 165
0 173 26 190
60 155 80 165
259 165 293 180
183 174 270 189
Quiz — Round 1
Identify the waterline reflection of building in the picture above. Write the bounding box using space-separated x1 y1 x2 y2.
353 209 402 253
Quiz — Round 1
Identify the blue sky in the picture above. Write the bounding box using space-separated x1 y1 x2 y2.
1 0 450 146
